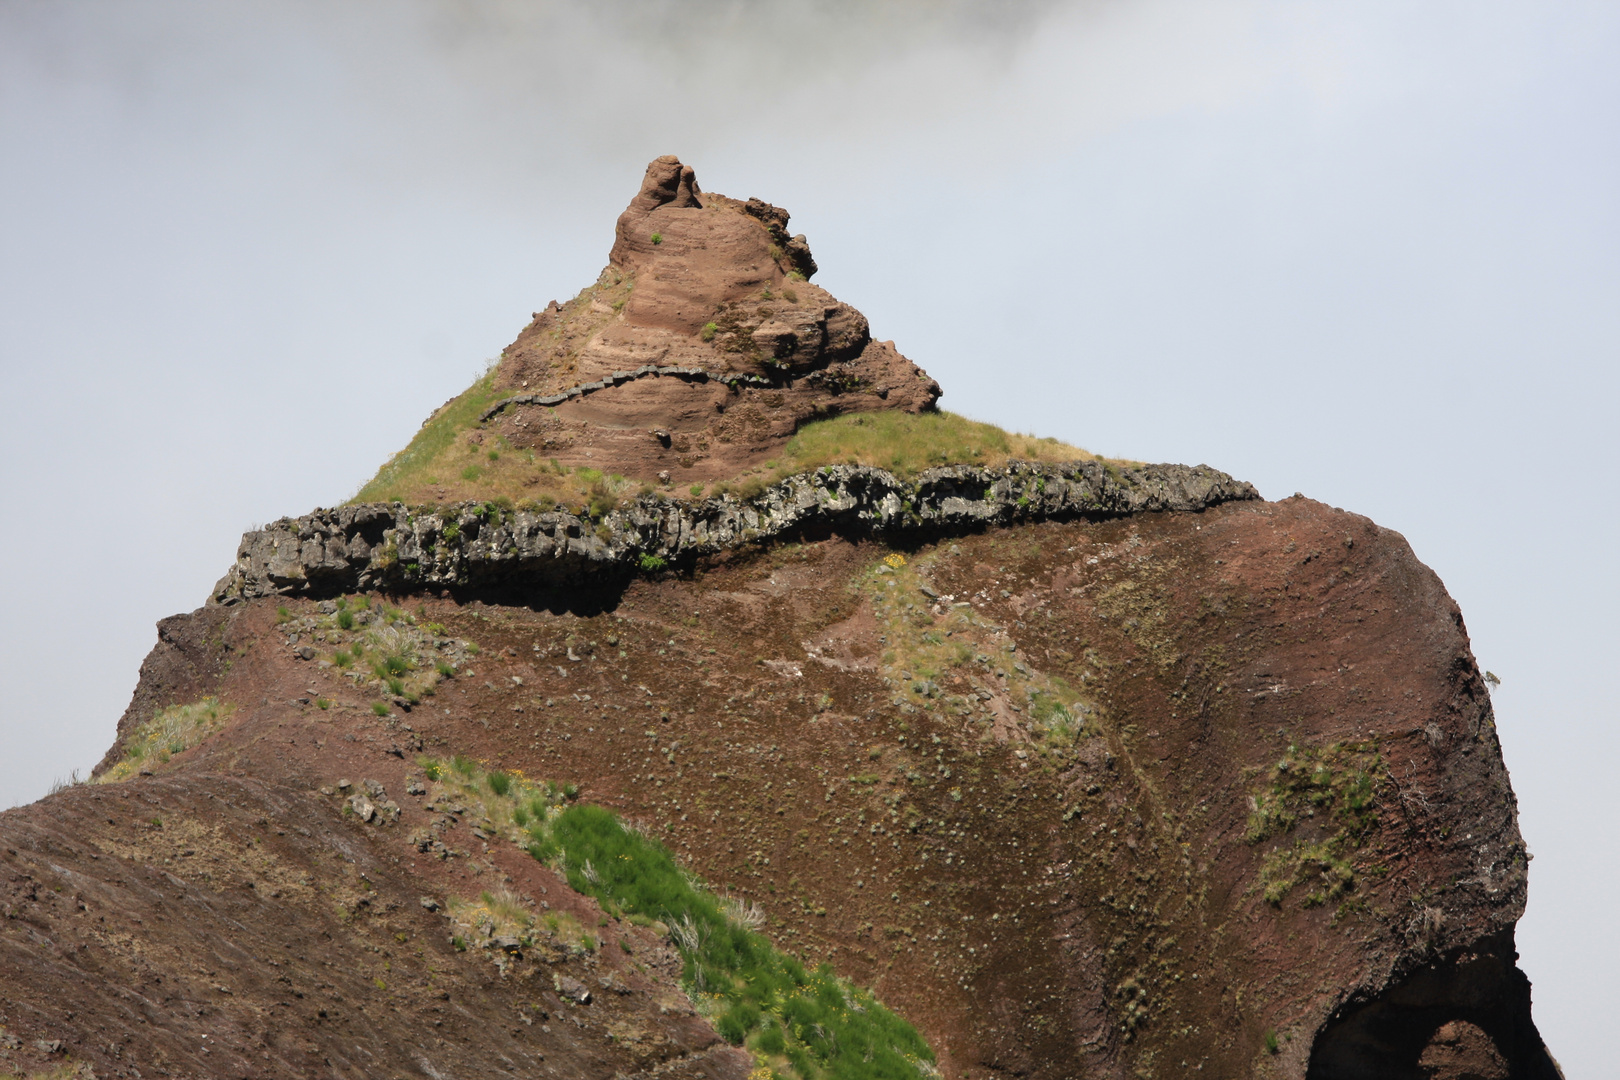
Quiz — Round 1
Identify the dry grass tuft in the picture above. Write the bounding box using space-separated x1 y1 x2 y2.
710 410 1098 500
98 698 235 783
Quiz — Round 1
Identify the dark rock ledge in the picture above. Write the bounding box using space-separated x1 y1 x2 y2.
211 460 1259 604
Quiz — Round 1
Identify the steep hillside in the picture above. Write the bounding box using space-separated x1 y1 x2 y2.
0 158 1558 1080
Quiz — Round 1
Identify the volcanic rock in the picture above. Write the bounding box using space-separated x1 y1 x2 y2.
486 156 940 481
0 156 1561 1080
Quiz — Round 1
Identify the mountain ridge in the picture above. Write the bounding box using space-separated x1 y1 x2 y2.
0 157 1559 1080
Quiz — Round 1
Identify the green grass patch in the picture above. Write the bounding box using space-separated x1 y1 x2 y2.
1246 741 1380 845
98 697 235 782
1246 740 1383 908
349 356 1099 513
779 410 1091 480
860 550 1091 761
354 373 504 503
424 758 936 1080
707 410 1099 502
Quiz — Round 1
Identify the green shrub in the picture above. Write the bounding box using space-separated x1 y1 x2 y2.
333 650 353 669
1247 741 1383 908
460 464 482 481
488 771 512 797
638 552 668 572
1247 742 1380 844
701 321 718 342
337 610 354 630
435 659 455 677
717 1005 754 1044
755 1023 786 1055
371 702 390 717
650 232 663 245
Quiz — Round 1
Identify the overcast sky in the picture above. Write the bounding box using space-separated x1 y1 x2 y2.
2 1 1615 1071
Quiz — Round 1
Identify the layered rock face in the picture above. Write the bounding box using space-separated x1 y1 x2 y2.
485 156 940 481
0 158 1560 1080
7 500 1560 1080
211 461 1258 603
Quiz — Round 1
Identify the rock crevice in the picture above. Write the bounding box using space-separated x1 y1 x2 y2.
478 363 802 423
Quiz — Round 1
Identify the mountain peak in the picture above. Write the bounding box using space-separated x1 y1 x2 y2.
482 156 940 483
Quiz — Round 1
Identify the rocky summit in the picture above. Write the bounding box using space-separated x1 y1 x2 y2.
485 155 940 485
0 159 1560 1080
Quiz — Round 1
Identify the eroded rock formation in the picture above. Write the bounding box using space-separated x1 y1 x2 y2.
0 156 1560 1080
485 156 940 481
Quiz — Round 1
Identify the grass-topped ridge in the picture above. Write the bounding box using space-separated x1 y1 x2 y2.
354 371 506 505
353 361 1102 512
710 411 1097 504
422 755 938 1080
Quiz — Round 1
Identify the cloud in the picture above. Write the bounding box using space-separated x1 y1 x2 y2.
1 1 1315 209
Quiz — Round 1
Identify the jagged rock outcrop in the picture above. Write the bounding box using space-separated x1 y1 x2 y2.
482 155 940 483
212 461 1258 603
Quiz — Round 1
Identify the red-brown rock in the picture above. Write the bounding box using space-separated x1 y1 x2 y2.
489 156 940 481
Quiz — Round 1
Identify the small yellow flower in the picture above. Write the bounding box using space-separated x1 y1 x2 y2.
883 553 906 569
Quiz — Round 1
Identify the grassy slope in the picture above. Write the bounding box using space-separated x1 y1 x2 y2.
352 371 1103 511
715 410 1097 502
426 757 937 1080
353 374 505 504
